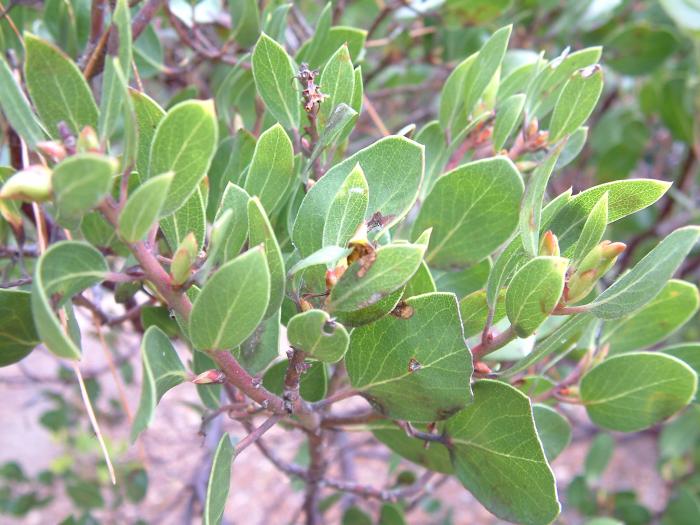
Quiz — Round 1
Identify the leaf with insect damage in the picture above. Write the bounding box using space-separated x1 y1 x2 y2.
346 292 472 422
328 243 425 313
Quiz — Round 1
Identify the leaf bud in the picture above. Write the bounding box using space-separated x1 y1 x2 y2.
567 240 626 303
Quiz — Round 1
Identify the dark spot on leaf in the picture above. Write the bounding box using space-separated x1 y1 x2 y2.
408 358 422 373
391 301 415 319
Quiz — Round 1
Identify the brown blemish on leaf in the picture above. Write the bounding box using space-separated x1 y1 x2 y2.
408 358 422 373
391 301 415 319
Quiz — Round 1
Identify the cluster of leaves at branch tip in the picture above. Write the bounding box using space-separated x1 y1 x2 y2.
1 8 700 525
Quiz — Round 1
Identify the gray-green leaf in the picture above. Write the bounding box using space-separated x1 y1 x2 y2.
148 99 218 215
131 326 186 441
588 226 700 319
346 292 472 422
244 123 295 215
328 243 425 313
24 33 98 136
287 309 349 363
322 164 368 248
446 380 560 525
31 242 108 360
252 33 300 129
52 154 118 222
119 172 174 242
248 197 285 319
203 433 234 525
580 352 697 432
413 157 523 268
549 66 603 143
189 247 270 350
506 256 568 337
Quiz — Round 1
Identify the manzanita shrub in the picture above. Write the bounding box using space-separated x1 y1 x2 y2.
0 1 699 524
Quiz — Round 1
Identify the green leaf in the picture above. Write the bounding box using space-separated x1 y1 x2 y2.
0 290 39 367
287 309 349 363
603 280 699 354
244 123 295 215
346 292 472 422
206 131 256 221
310 103 358 165
322 164 368 248
460 289 507 338
413 157 523 268
439 54 475 134
189 247 270 350
98 58 124 142
125 467 148 503
580 352 698 432
403 261 436 298
462 25 512 118
503 313 595 377
519 147 563 256
234 309 280 375
293 136 423 257
230 0 260 47
662 344 700 402
605 23 677 76
334 287 404 327
548 179 671 252
247 197 285 318
148 99 218 215
252 33 300 130
572 192 608 263
194 350 221 409
533 404 571 462
588 226 700 319
287 246 352 276
31 241 107 360
328 243 425 313
113 0 132 77
24 33 98 136
131 89 165 177
415 120 446 199
203 433 234 525
318 44 355 127
0 55 46 147
214 183 250 264
436 259 491 298
131 326 186 441
297 26 367 69
300 3 331 68
506 256 568 337
584 433 614 484
160 183 207 251
549 66 603 142
446 380 559 525
371 420 453 474
263 359 328 402
493 93 525 151
52 154 117 222
119 172 174 242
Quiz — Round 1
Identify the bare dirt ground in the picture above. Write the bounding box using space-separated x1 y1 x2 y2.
0 331 667 525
